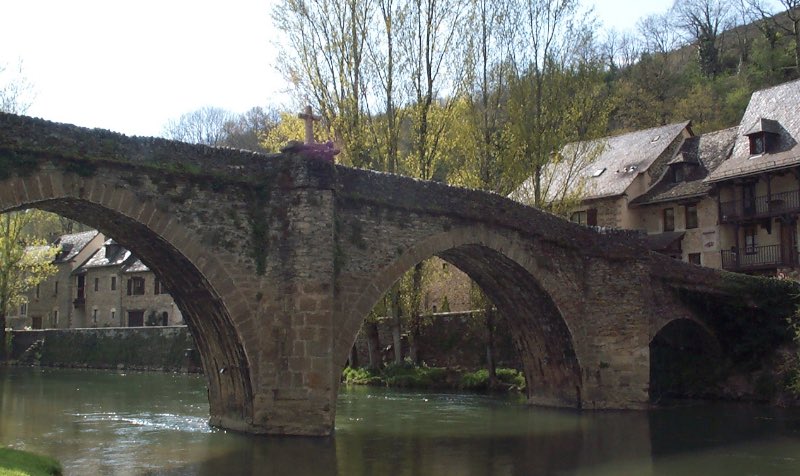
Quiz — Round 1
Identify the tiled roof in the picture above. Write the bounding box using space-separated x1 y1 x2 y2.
706 79 800 182
74 239 132 272
631 127 737 206
513 121 691 202
122 259 150 273
53 230 99 263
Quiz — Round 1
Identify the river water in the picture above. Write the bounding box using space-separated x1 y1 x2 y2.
2 368 800 475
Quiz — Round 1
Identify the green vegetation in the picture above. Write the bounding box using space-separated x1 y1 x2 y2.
0 448 62 476
342 363 525 393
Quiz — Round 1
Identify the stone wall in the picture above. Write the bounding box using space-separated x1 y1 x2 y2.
10 326 201 372
352 311 522 370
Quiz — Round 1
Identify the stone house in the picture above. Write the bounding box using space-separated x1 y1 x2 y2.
74 239 183 328
6 232 182 330
514 78 800 276
629 127 738 267
22 230 105 329
514 121 694 229
705 79 800 276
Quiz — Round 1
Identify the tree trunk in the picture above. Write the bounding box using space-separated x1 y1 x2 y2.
408 263 424 365
348 344 359 369
485 307 498 389
365 321 381 370
391 290 403 364
0 312 7 361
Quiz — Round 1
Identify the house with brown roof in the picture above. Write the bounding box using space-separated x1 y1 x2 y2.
705 79 800 275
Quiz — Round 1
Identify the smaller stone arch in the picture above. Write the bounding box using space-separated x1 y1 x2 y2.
649 318 722 403
337 227 585 409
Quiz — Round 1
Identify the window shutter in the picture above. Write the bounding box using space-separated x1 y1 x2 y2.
127 279 132 296
587 208 598 226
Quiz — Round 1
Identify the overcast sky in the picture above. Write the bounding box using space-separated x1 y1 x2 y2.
0 0 673 138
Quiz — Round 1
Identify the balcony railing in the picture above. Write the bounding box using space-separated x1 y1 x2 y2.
721 244 788 271
720 189 800 223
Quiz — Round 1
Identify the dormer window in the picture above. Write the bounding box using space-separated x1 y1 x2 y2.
672 165 684 183
749 133 766 155
745 117 781 156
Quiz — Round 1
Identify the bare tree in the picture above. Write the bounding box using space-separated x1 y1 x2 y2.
672 0 734 76
637 13 683 54
0 60 35 114
162 106 235 146
222 106 280 152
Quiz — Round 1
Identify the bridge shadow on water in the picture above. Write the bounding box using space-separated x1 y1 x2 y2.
140 397 800 476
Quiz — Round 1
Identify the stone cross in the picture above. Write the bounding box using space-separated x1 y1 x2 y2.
298 105 321 145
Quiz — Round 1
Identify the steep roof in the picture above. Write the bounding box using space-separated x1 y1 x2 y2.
74 239 132 272
513 121 692 203
122 258 149 273
631 127 737 206
53 230 99 263
706 79 800 182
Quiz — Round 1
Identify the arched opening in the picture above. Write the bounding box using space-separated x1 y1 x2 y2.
1 197 253 428
649 318 722 403
341 239 583 409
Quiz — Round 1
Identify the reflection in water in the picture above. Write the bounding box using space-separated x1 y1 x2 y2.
2 368 800 475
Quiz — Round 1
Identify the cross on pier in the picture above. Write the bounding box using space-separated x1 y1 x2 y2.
298 105 321 145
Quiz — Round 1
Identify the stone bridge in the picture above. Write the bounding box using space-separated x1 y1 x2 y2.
0 112 793 436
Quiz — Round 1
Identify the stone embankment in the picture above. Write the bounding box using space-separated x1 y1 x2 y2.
10 326 201 372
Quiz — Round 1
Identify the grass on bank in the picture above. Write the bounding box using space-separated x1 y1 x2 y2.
342 362 525 392
0 448 62 476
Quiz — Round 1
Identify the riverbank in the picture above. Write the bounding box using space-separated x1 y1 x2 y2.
0 448 62 476
342 363 526 393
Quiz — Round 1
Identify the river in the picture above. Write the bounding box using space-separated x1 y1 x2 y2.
2 368 800 475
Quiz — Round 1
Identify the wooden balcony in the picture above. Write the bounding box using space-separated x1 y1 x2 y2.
720 244 791 271
719 189 800 223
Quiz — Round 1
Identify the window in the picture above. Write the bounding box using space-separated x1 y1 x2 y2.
749 133 766 155
685 204 698 229
663 208 675 232
570 209 597 226
111 276 117 291
19 303 27 316
53 310 59 327
744 226 757 253
688 253 701 265
36 284 40 299
92 308 98 325
154 279 165 295
54 281 58 296
111 310 116 325
673 166 684 183
587 208 598 226
570 211 587 225
127 277 145 296
94 277 99 292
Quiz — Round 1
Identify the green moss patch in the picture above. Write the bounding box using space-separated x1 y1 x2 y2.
0 448 62 476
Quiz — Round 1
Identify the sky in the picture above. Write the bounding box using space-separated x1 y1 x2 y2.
0 0 674 139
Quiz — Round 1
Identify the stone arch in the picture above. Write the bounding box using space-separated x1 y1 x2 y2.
0 170 255 431
649 317 722 403
338 227 584 408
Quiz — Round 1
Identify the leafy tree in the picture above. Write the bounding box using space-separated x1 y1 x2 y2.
273 0 375 168
0 212 58 359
